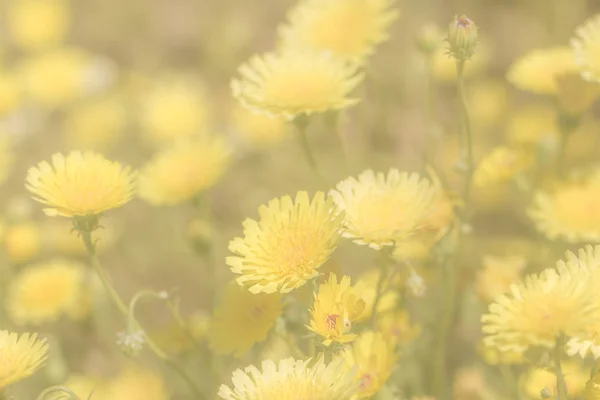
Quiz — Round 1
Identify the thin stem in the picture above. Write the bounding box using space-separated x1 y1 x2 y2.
294 120 325 184
307 276 319 356
79 229 206 400
36 386 82 400
456 60 474 217
370 249 391 327
554 337 568 400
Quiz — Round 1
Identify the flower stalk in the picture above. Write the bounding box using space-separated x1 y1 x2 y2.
370 248 391 327
293 116 325 184
554 336 569 400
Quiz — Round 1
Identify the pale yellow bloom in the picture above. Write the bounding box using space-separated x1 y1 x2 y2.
103 366 168 400
572 13 600 83
26 151 137 217
473 146 532 188
330 169 436 249
278 0 399 63
227 191 343 294
137 135 230 206
505 104 558 147
0 331 48 389
218 355 359 399
7 0 71 51
3 221 41 264
475 255 526 303
231 50 363 120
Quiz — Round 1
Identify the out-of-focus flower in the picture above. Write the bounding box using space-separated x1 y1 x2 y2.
62 94 127 151
139 77 210 144
231 105 289 147
447 15 478 61
218 355 359 399
555 72 600 116
572 13 600 83
473 146 532 188
343 331 399 398
475 255 526 303
26 151 136 217
0 331 48 389
529 171 600 242
226 191 343 294
416 23 442 55
506 47 579 95
7 0 71 51
505 104 558 147
482 246 600 354
354 268 399 320
0 70 22 116
6 259 87 325
231 50 363 120
103 366 168 400
521 362 587 400
19 47 114 109
3 221 40 264
137 135 230 206
208 282 282 357
376 310 421 346
150 312 210 355
308 274 366 346
585 372 600 400
278 0 398 63
469 79 508 129
330 169 436 250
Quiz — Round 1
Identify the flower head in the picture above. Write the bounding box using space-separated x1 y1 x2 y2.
3 222 41 264
226 191 343 294
529 171 600 243
208 282 282 357
278 0 398 63
330 169 436 249
475 255 526 303
7 0 71 51
473 146 532 188
137 135 230 206
26 151 136 217
308 274 366 346
231 50 363 120
481 246 600 353
507 47 579 95
6 259 87 325
572 13 600 83
343 331 399 398
447 15 478 61
218 355 359 400
0 331 48 389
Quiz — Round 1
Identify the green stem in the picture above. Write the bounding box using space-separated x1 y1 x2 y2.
307 276 319 356
36 386 82 400
79 228 206 400
294 119 325 184
554 337 568 400
456 60 474 217
370 249 391 327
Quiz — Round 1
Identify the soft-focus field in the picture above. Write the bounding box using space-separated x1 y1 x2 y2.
2 0 600 399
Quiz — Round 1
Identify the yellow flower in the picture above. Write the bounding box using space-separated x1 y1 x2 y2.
6 259 87 325
376 310 421 346
506 47 579 95
208 282 282 357
26 151 137 217
529 172 600 242
139 76 210 143
482 246 600 353
103 366 168 400
343 331 399 398
555 72 600 116
218 355 359 399
62 94 127 151
227 191 343 294
3 221 41 264
7 0 70 51
308 273 366 346
0 70 22 116
475 255 526 303
278 0 399 63
572 13 600 83
137 135 230 206
586 372 600 400
469 79 508 129
473 146 532 188
522 362 587 400
0 331 48 390
231 105 289 147
231 50 363 120
330 169 436 250
505 104 558 147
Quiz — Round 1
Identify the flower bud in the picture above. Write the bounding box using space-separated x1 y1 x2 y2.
416 23 442 55
447 15 478 61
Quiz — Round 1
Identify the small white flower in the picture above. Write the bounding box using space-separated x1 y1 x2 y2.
116 329 146 357
406 272 426 298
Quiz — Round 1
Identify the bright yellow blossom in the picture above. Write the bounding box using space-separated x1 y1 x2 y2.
7 0 71 51
0 331 48 390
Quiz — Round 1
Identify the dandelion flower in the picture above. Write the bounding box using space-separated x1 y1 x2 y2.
139 77 210 143
278 0 399 63
506 47 579 95
7 0 70 51
227 191 343 294
529 172 600 242
522 362 587 400
208 283 282 357
6 259 87 325
308 273 366 346
26 151 136 217
330 169 436 250
343 331 399 398
231 105 288 147
104 366 168 400
572 14 600 83
231 50 363 120
137 135 230 206
0 331 48 390
3 222 41 264
218 355 359 400
475 255 526 303
473 146 532 188
482 246 600 353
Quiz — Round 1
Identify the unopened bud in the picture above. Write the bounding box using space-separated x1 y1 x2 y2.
447 15 478 61
416 23 443 55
